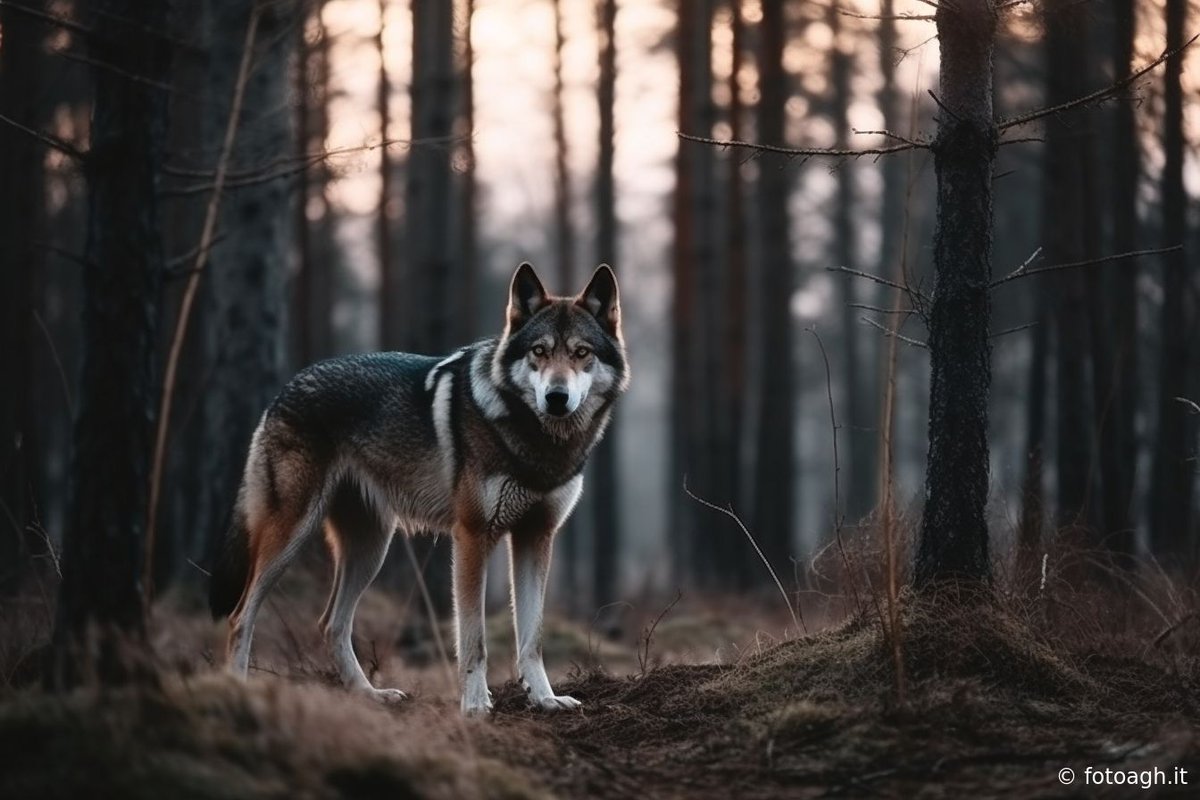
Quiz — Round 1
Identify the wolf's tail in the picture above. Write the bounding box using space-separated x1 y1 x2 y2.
209 509 250 620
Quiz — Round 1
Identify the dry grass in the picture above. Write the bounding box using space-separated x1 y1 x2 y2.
3 544 1199 799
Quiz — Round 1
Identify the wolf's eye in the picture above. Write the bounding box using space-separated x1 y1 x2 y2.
573 346 591 359
531 345 548 358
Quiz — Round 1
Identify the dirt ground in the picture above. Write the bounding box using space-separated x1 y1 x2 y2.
2 570 1199 799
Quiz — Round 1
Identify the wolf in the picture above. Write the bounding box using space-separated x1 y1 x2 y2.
208 263 628 715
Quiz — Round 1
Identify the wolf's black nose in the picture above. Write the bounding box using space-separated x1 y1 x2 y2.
545 388 570 416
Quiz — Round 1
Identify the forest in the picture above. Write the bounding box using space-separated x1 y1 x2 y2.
1 0 1198 797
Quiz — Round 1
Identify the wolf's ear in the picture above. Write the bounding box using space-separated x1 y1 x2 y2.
576 264 621 336
507 262 549 331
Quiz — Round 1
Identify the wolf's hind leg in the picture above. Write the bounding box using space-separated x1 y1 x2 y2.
227 501 324 677
322 483 404 704
510 526 580 711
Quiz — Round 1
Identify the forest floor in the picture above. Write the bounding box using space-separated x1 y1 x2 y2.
1 562 1199 799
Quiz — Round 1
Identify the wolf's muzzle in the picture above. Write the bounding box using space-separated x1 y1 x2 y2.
545 387 571 417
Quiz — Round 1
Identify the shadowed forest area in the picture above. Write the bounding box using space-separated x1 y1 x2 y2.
1 0 1199 797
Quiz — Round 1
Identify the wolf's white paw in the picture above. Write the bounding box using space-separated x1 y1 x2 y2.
362 687 409 705
533 694 581 712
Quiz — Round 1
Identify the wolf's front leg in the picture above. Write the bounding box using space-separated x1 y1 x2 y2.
452 524 493 716
509 528 581 711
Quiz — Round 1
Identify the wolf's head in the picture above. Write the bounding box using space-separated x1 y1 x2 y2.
494 262 629 430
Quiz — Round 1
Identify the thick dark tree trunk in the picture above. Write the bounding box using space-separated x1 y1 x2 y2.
407 0 456 354
1043 0 1098 537
377 0 395 351
200 0 294 573
591 0 620 615
0 0 47 594
914 0 996 588
49 0 173 686
750 0 795 582
1150 0 1197 561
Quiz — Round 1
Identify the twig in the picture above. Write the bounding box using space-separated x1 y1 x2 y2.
847 302 916 315
0 112 87 161
678 131 926 159
828 265 929 301
806 328 861 613
145 5 261 603
989 245 1182 288
862 317 928 348
1149 612 1197 650
852 128 926 148
998 33 1200 130
637 590 681 676
990 321 1037 339
32 311 74 417
926 90 960 122
683 482 805 635
53 48 175 92
993 246 1043 284
837 8 935 21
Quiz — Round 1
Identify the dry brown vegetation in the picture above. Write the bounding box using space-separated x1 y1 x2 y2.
2 547 1199 799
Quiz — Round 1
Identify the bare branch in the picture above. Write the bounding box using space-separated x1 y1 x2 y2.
678 131 925 159
838 8 935 21
0 112 87 161
990 245 1182 288
1176 397 1200 415
991 321 1037 339
828 265 929 301
998 33 1200 130
993 246 1043 284
927 90 961 121
53 48 175 92
683 482 804 635
852 128 927 148
847 302 917 315
862 317 928 348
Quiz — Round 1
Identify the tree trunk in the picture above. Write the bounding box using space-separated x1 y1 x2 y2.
0 0 47 594
49 0 173 686
407 0 456 354
592 0 620 615
1102 0 1139 564
830 7 873 522
1017 299 1047 588
750 0 795 582
914 0 996 588
200 0 294 574
1043 0 1097 537
721 0 751 589
378 0 395 350
458 0 478 342
1150 0 1196 561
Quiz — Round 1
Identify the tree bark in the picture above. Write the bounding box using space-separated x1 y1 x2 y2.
200 0 294 574
0 0 47 594
914 0 996 588
377 0 395 350
750 0 795 582
49 0 173 685
592 0 620 614
407 0 457 354
1150 0 1196 560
